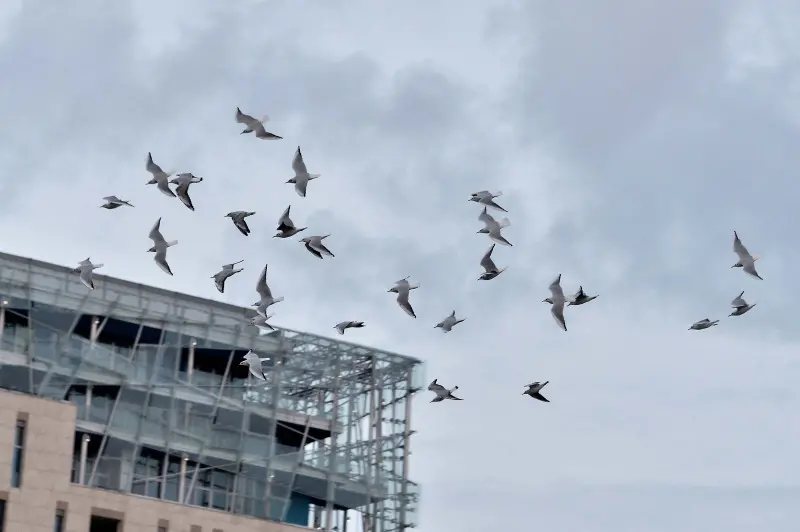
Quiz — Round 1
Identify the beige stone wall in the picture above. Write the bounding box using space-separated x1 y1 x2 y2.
0 389 306 532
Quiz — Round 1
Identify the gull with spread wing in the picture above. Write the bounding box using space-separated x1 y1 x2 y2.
334 321 365 335
73 258 104 290
729 290 756 317
211 260 244 293
145 152 176 198
523 381 550 403
249 314 275 332
388 277 420 319
428 379 462 402
100 196 133 209
542 273 568 331
689 318 719 330
273 205 307 238
434 311 465 333
225 211 256 236
300 235 335 259
238 350 274 381
568 286 598 306
469 190 507 212
287 146 321 198
170 173 203 211
732 231 763 280
147 217 178 276
235 107 282 139
253 264 284 317
477 207 512 246
478 243 506 280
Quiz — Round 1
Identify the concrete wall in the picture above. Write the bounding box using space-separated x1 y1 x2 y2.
0 389 307 532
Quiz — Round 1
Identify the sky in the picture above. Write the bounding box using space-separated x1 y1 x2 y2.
2 0 800 530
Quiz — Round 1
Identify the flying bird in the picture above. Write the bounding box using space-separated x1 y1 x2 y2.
211 260 244 293
542 274 568 331
235 107 282 139
225 211 256 236
469 190 507 212
732 231 762 280
300 235 335 259
273 205 307 238
73 258 103 290
287 146 321 198
249 314 275 332
170 173 203 211
147 217 178 276
238 350 272 381
434 311 465 333
388 277 420 318
253 264 284 316
568 286 598 306
689 318 719 330
477 207 512 246
100 196 134 209
523 381 550 403
478 243 506 280
427 379 462 402
729 290 756 317
145 152 176 198
334 321 365 335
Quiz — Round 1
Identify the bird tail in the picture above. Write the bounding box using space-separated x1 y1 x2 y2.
309 174 321 179
166 240 178 247
499 217 511 228
493 190 503 197
93 264 104 270
711 320 720 325
273 296 285 304
260 115 269 123
451 386 459 391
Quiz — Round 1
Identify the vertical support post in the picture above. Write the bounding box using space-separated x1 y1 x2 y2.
187 339 195 382
179 455 188 504
78 434 89 485
399 371 413 531
90 316 99 344
374 383 385 532
84 385 92 420
366 358 377 532
0 300 7 343
313 388 325 529
325 355 342 532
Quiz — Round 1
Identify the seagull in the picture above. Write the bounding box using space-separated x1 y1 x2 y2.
689 318 719 330
477 207 512 246
469 190 507 212
287 146 321 198
568 286 598 306
147 217 178 276
253 264 284 316
235 107 282 139
273 205 307 238
388 277 420 318
170 173 203 211
732 231 763 280
211 260 244 293
73 258 103 290
238 350 274 381
523 381 550 402
434 311 465 333
729 290 756 317
249 314 275 332
334 321 365 335
478 244 506 280
542 274 568 331
427 379 462 402
300 235 335 259
100 196 134 209
145 152 176 197
225 211 256 236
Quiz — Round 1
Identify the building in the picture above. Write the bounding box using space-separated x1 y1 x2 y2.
0 251 423 532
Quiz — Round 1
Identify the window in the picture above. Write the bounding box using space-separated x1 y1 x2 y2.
0 499 6 532
158 527 167 532
90 515 120 532
54 508 65 532
12 418 26 487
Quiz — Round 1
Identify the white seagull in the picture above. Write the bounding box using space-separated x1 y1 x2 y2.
300 235 335 259
273 205 307 238
542 273 568 331
211 260 244 293
287 146 321 198
249 314 276 332
334 321 365 335
428 379 462 402
469 190 507 212
477 207 512 246
478 243 506 280
235 107 282 139
388 277 420 319
147 217 178 276
145 152 176 197
253 264 284 316
729 291 756 317
689 318 719 330
238 350 274 381
225 211 256 236
73 258 103 290
732 231 763 280
170 173 203 211
434 311 465 333
568 286 598 306
100 196 134 209
523 381 550 403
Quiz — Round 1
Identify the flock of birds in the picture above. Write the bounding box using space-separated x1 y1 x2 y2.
71 108 766 405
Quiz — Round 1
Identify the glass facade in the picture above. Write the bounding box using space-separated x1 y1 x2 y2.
0 251 423 532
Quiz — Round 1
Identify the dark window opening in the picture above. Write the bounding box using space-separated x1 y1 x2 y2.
54 508 66 532
0 499 6 532
89 515 120 532
12 418 26 488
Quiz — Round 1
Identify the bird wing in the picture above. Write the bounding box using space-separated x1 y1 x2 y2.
743 262 763 280
304 242 323 259
236 108 260 127
256 265 273 299
295 179 308 198
79 269 94 289
428 381 446 393
292 147 308 175
548 274 564 299
478 207 497 228
154 249 173 275
175 183 194 210
733 231 752 260
550 302 567 331
148 218 166 244
396 291 416 318
479 244 497 272
731 291 746 308
277 206 294 231
146 152 164 175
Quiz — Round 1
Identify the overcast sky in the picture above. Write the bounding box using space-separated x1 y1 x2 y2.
2 0 800 530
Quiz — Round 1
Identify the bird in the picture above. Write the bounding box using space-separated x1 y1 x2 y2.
477 207 513 246
542 274 568 331
100 196 134 209
469 190 507 212
225 211 256 236
170 173 203 211
147 217 178 276
249 314 275 332
568 286 598 306
273 205 307 238
300 235 335 259
211 260 244 293
427 379 462 402
478 244 506 280
434 311 465 332
287 146 321 198
729 290 756 317
523 381 550 402
334 321 365 335
689 318 719 330
732 231 763 280
145 152 176 198
388 277 420 318
235 108 282 139
73 258 103 290
253 264 284 316
238 350 272 381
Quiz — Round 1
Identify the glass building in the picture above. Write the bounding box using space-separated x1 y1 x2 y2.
0 250 423 531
